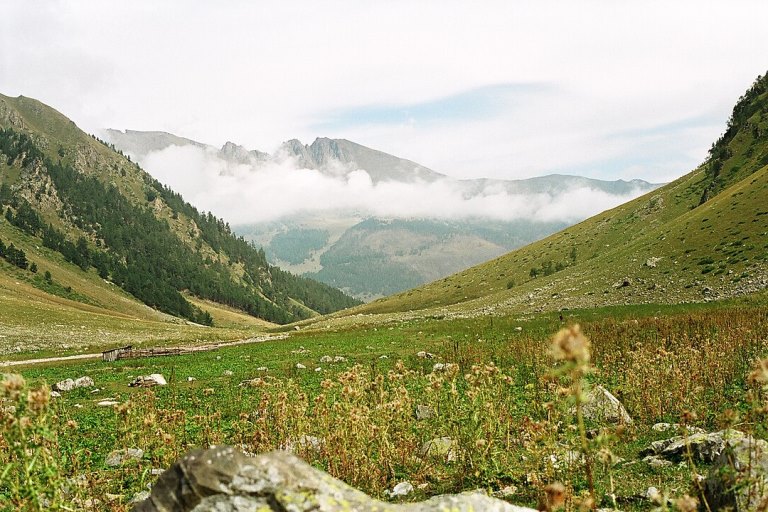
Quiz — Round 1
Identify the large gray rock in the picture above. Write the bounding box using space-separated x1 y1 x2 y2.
704 435 768 511
53 376 94 392
640 429 747 464
581 385 633 425
132 446 536 512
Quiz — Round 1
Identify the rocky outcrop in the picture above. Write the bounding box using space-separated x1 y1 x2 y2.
133 446 536 512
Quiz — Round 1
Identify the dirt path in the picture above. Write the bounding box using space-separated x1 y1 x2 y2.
0 333 289 368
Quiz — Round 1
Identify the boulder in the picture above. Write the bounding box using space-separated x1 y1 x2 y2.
704 435 768 511
640 429 747 464
53 376 94 392
581 385 633 425
132 447 536 512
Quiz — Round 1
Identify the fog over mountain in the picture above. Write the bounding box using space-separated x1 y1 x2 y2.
104 129 658 225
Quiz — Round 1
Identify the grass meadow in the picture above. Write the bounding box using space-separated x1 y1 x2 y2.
2 298 768 510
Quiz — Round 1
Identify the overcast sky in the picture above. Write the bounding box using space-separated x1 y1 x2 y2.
2 1 767 183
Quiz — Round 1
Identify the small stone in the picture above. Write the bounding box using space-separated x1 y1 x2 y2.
379 355 388 359
643 455 673 468
50 390 61 398
314 367 322 372
256 367 268 372
416 351 434 359
295 363 306 370
97 400 119 407
493 485 518 498
319 356 333 363
333 356 347 363
223 370 233 377
106 448 144 467
131 490 151 504
420 437 457 462
388 481 414 497
187 377 196 382
432 363 446 372
415 404 435 420
129 374 167 387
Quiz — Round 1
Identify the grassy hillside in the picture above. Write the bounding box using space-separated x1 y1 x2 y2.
352 72 768 317
0 93 360 333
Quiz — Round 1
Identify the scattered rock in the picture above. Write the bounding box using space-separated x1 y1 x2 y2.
613 278 632 288
256 367 268 372
50 390 61 398
493 485 518 498
432 363 446 372
333 356 347 363
644 257 662 268
130 491 151 504
704 435 768 511
133 447 536 511
415 404 435 421
319 355 333 363
187 377 196 382
129 374 167 387
96 400 119 407
295 363 306 370
581 385 633 425
105 448 144 467
223 370 233 377
386 481 414 498
314 367 322 372
53 376 94 392
642 455 673 468
420 437 457 462
282 435 324 454
651 422 705 434
379 355 389 359
417 351 435 359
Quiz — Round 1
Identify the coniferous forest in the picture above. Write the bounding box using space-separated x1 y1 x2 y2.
0 127 360 324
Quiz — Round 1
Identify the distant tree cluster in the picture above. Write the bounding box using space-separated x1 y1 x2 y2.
700 72 768 205
0 238 28 270
529 247 577 279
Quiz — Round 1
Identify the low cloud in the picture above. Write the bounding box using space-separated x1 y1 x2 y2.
140 145 649 226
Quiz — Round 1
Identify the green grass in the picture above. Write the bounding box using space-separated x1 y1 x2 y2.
4 300 768 510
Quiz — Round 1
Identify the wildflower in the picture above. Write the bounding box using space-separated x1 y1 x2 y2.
674 495 698 512
540 482 566 511
550 325 590 365
748 358 768 388
1 374 25 400
27 386 50 413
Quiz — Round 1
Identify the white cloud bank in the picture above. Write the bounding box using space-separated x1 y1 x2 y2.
141 145 649 225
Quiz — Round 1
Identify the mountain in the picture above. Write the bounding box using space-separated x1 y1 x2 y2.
347 72 768 316
104 131 661 300
0 94 360 328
